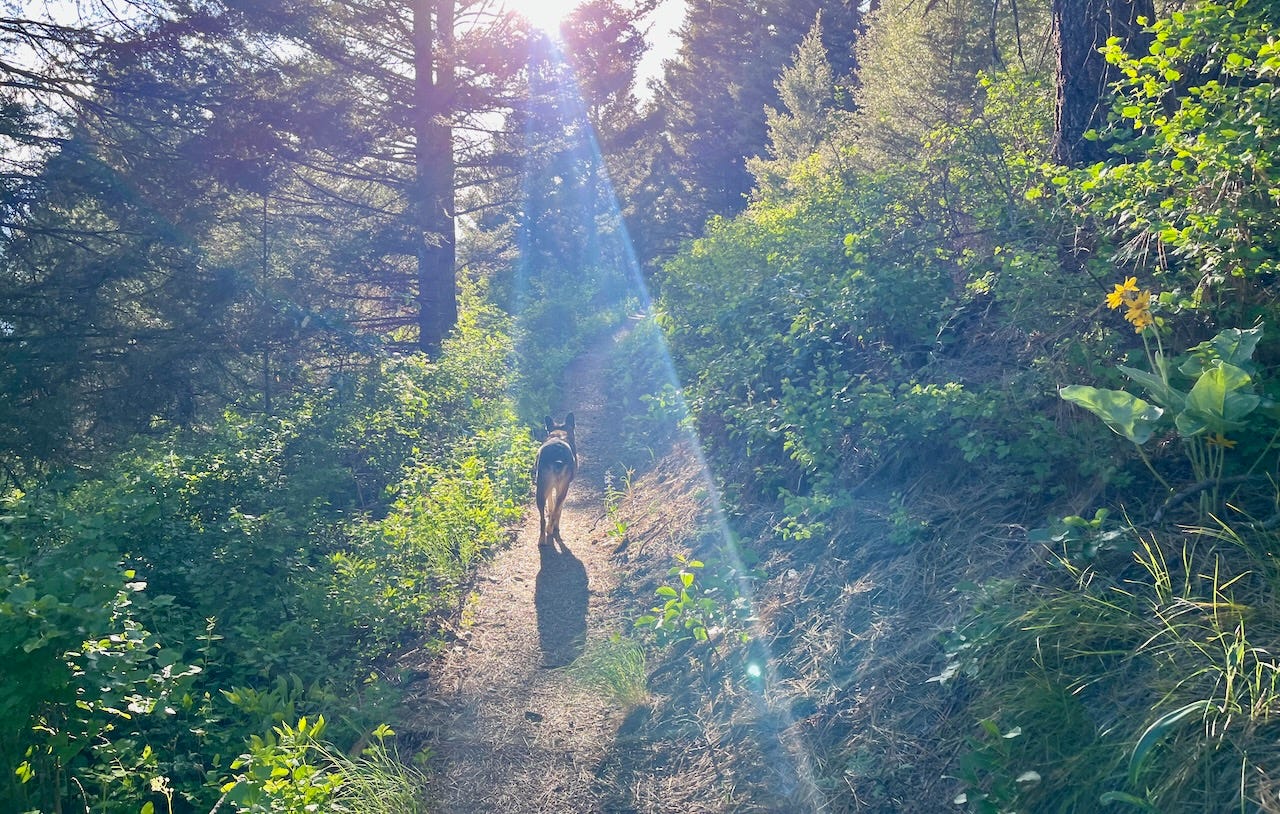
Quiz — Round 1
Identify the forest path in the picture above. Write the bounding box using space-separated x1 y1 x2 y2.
401 317 696 812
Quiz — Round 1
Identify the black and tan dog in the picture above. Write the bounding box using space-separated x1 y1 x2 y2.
534 413 577 546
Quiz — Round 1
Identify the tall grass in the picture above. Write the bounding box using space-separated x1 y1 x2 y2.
565 635 650 709
945 516 1280 813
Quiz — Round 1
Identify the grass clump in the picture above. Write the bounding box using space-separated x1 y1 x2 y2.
565 634 650 709
939 515 1280 813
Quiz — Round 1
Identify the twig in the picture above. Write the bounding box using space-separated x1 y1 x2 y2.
1152 474 1263 523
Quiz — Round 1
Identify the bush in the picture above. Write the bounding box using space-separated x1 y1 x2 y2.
656 68 1091 532
0 290 535 812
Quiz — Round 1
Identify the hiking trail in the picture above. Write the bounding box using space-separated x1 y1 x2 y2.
399 318 714 812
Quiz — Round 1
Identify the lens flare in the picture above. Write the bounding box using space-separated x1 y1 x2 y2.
512 33 825 808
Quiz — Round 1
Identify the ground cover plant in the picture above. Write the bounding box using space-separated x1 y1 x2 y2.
0 291 538 812
641 0 1280 810
6 0 1280 811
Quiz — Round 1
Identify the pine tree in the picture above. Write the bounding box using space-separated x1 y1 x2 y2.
1050 0 1154 165
632 0 864 266
748 14 850 198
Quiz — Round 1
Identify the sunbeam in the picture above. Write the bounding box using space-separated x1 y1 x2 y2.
513 31 827 810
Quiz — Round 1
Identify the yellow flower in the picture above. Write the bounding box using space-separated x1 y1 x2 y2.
1121 288 1154 332
1106 277 1140 309
1125 308 1155 332
1206 433 1237 449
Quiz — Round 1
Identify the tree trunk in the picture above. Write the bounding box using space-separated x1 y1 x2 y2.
1051 0 1153 166
413 0 458 356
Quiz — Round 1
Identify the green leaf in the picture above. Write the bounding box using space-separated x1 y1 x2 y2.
1179 325 1264 377
1129 700 1211 783
655 586 678 598
1100 791 1157 810
1176 362 1259 436
1060 385 1165 444
1254 396 1280 422
1116 363 1184 412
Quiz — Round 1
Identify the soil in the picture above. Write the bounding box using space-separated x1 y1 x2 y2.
399 317 716 812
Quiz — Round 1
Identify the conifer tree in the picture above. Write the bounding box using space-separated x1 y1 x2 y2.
633 0 864 266
1050 0 1153 165
748 14 849 198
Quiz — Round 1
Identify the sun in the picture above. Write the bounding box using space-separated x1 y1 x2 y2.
502 0 583 35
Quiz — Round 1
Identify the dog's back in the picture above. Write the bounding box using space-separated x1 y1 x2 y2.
537 435 575 478
535 413 576 545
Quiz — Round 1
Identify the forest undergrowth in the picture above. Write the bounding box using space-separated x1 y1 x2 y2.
6 1 1280 812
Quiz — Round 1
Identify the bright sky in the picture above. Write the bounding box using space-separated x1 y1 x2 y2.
637 0 684 93
20 0 686 104
501 0 684 93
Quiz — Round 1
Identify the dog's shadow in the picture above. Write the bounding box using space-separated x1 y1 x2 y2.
534 541 589 668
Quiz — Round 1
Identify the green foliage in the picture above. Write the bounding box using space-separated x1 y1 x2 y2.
602 468 634 546
923 8 1280 811
634 0 865 257
565 635 650 709
642 1 1280 811
0 514 202 814
658 65 1084 532
1027 508 1136 566
604 314 691 465
1 290 534 811
940 525 1280 813
748 15 848 199
219 718 428 814
220 716 344 812
952 720 1043 814
1064 0 1280 313
634 553 761 648
1060 384 1166 445
1062 319 1280 513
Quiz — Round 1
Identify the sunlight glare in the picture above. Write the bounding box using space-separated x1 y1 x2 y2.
511 35 825 808
503 0 583 35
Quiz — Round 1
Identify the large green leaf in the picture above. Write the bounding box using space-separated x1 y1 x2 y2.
1060 385 1165 444
1117 360 1184 413
1174 361 1260 437
1179 325 1264 378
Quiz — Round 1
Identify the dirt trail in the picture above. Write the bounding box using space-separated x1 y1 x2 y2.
403 320 671 812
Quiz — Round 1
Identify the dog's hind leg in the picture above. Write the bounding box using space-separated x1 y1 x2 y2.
542 484 556 544
536 480 549 546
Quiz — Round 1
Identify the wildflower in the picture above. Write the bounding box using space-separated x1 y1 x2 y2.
1106 277 1140 309
1126 309 1154 332
1123 289 1154 332
1206 432 1237 449
1106 279 1155 333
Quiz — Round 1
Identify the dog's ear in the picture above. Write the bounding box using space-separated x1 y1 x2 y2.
564 412 575 429
544 416 555 432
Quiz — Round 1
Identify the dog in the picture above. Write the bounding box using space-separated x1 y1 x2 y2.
534 413 577 546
